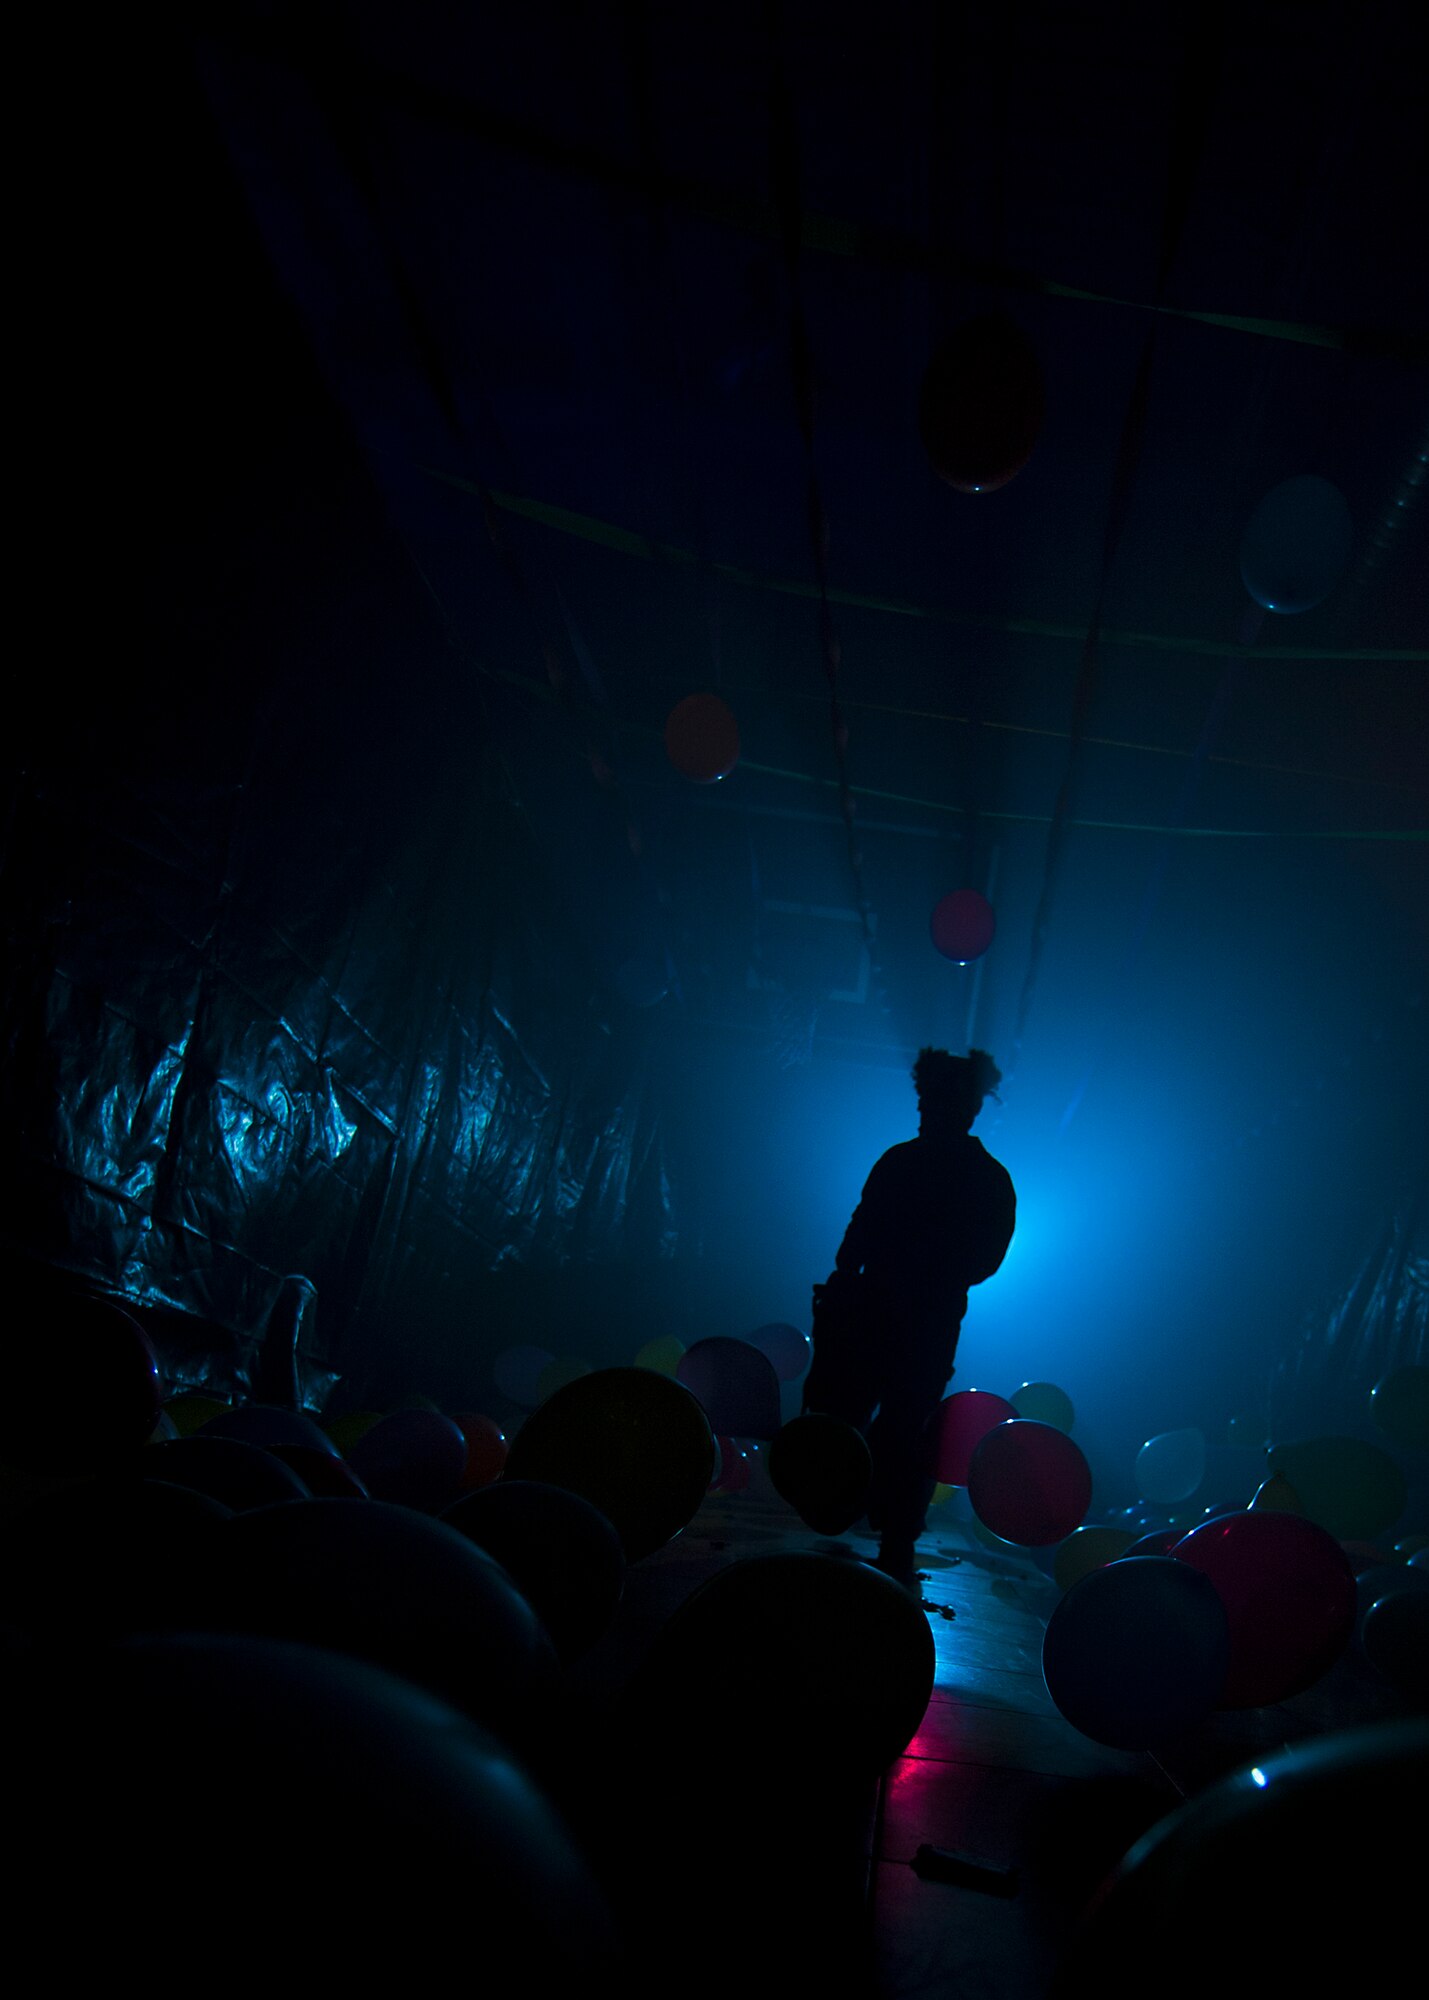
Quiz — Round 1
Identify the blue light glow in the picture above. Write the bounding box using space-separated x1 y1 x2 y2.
1250 1767 1267 1787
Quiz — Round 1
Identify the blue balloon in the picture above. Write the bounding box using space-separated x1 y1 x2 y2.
1239 475 1353 615
1042 1557 1229 1748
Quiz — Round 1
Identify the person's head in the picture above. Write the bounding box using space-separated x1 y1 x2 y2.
912 1046 1002 1135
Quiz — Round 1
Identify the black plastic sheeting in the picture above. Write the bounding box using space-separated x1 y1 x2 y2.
1 424 676 1418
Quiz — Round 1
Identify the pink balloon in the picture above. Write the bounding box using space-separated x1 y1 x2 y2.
967 1420 1092 1546
930 890 996 963
931 1390 1019 1485
1171 1510 1356 1708
748 1323 813 1383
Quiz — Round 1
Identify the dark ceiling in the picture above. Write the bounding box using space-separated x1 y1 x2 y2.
40 2 1428 1423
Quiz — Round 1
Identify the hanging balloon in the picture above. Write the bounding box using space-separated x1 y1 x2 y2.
930 889 996 963
1370 1364 1429 1451
1239 474 1353 615
1135 1429 1206 1506
918 314 1044 493
930 1390 1018 1485
747 1323 813 1383
1012 1382 1075 1432
664 693 740 783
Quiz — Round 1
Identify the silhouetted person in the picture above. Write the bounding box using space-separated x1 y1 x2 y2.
804 1047 1015 1586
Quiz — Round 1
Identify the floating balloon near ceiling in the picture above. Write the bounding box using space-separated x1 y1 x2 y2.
930 889 996 963
1239 474 1353 614
918 314 1044 494
664 692 740 783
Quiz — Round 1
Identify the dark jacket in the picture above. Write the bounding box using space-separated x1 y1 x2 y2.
834 1130 1015 1323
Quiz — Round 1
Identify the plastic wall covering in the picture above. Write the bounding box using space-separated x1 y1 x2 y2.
0 489 676 1414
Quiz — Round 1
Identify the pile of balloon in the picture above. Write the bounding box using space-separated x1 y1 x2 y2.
1 1296 938 1991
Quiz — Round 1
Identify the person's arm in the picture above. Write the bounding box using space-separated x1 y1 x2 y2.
833 1156 889 1275
966 1167 1016 1284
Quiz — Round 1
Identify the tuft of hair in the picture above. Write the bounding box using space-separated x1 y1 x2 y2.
912 1045 1002 1126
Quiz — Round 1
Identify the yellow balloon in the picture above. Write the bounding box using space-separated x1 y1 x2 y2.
536 1356 595 1404
163 1394 230 1437
634 1336 686 1377
1249 1471 1304 1514
1053 1525 1135 1594
323 1411 384 1455
931 1483 955 1508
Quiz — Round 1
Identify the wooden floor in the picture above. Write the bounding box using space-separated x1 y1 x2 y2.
541 1481 1417 2000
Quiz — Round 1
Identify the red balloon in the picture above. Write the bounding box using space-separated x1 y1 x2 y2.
930 890 996 964
1171 1510 1356 1708
664 694 740 783
967 1420 1092 1546
931 1390 1018 1485
919 315 1044 493
453 1413 509 1492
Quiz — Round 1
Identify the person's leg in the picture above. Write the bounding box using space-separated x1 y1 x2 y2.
867 1331 958 1581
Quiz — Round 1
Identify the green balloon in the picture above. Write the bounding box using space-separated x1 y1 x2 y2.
1371 1366 1429 1451
1271 1435 1408 1542
1011 1381 1075 1431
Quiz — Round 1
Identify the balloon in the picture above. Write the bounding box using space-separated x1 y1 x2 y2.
713 1438 751 1494
632 1336 685 1377
1269 1435 1407 1541
493 1345 558 1409
1393 1534 1429 1561
536 1356 595 1404
1053 1526 1135 1594
442 1481 625 1665
503 1368 715 1562
664 693 740 783
1 1292 162 1473
1248 1470 1303 1513
145 1435 311 1512
1361 1590 1429 1704
1050 1722 1429 1997
322 1410 383 1454
1042 1558 1229 1748
919 314 1044 493
676 1339 781 1440
1370 1364 1429 1451
929 890 996 963
8 1634 623 1987
968 1420 1092 1546
623 1551 935 1773
347 1410 468 1513
164 1393 231 1436
265 1444 369 1499
1011 1381 1075 1431
1171 1510 1356 1707
930 1390 1019 1486
1135 1429 1206 1506
196 1404 339 1456
1412 1547 1429 1569
768 1415 872 1535
203 1499 558 1741
1353 1562 1429 1626
1239 474 1353 615
747 1323 813 1383
1119 1527 1183 1560
5 1476 231 1641
147 1411 180 1443
1339 1538 1388 1575
451 1413 508 1491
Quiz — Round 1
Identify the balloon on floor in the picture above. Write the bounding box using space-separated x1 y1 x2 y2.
3 1292 162 1474
1011 1381 1075 1431
676 1338 781 1440
769 1413 872 1535
202 1498 559 1742
504 1367 715 1562
1266 1434 1407 1541
1049 1721 1429 1996
347 1409 469 1512
443 1479 626 1665
931 1390 1018 1485
1042 1557 1229 1749
1170 1509 1356 1707
1135 1428 1206 1506
968 1420 1092 1545
7 1633 625 1987
624 1550 935 1774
